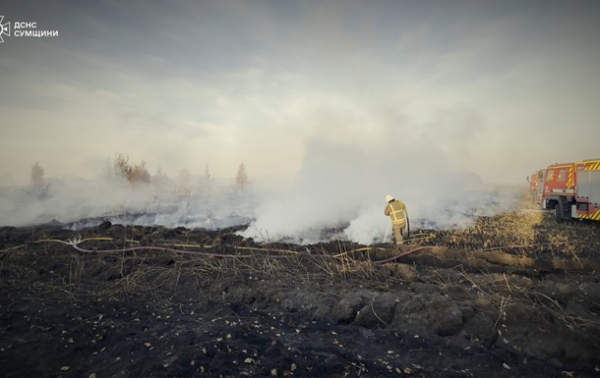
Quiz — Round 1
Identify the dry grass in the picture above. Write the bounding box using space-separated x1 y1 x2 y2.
3 192 599 335
6 244 387 301
435 265 600 332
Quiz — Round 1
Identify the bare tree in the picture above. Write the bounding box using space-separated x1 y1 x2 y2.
30 162 45 187
177 168 193 224
204 164 216 185
200 164 216 194
113 153 151 185
177 168 191 200
129 160 151 183
113 153 130 180
235 163 249 191
30 162 49 198
152 167 170 190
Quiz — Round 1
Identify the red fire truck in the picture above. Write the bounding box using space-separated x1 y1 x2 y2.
539 158 600 222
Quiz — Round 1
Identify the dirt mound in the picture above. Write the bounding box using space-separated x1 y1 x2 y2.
1 206 600 377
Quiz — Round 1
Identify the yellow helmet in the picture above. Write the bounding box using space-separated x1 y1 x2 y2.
385 195 394 203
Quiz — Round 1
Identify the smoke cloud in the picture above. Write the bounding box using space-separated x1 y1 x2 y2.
0 109 520 244
240 106 520 244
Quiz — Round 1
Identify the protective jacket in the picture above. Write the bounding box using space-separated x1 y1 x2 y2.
385 200 408 225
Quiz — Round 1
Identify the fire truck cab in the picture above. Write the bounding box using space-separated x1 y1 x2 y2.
541 159 600 222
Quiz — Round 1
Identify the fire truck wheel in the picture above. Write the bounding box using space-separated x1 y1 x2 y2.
555 202 564 223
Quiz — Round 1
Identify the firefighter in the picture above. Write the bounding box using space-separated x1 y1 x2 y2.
384 195 409 245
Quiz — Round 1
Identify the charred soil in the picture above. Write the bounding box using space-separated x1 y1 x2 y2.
1 204 600 378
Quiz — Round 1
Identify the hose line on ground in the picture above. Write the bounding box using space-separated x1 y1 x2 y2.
3 238 596 265
34 237 301 258
70 243 254 258
373 246 431 265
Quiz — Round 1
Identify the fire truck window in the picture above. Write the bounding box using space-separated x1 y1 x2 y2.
557 169 567 182
546 170 555 181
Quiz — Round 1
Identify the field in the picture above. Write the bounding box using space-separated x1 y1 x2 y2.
1 197 600 378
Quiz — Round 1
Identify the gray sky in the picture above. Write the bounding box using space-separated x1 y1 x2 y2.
1 0 600 185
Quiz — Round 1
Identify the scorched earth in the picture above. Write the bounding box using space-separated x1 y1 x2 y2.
1 198 600 378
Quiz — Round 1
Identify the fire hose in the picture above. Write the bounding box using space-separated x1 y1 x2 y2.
24 237 430 264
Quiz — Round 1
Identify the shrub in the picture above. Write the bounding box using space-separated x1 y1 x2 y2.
113 154 151 185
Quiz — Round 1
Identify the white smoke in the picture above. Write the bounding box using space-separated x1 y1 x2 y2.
343 204 389 245
0 173 255 230
240 106 521 245
239 146 519 245
0 108 521 244
0 160 519 245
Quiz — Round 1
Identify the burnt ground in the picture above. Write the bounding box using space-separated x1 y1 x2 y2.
1 200 600 378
